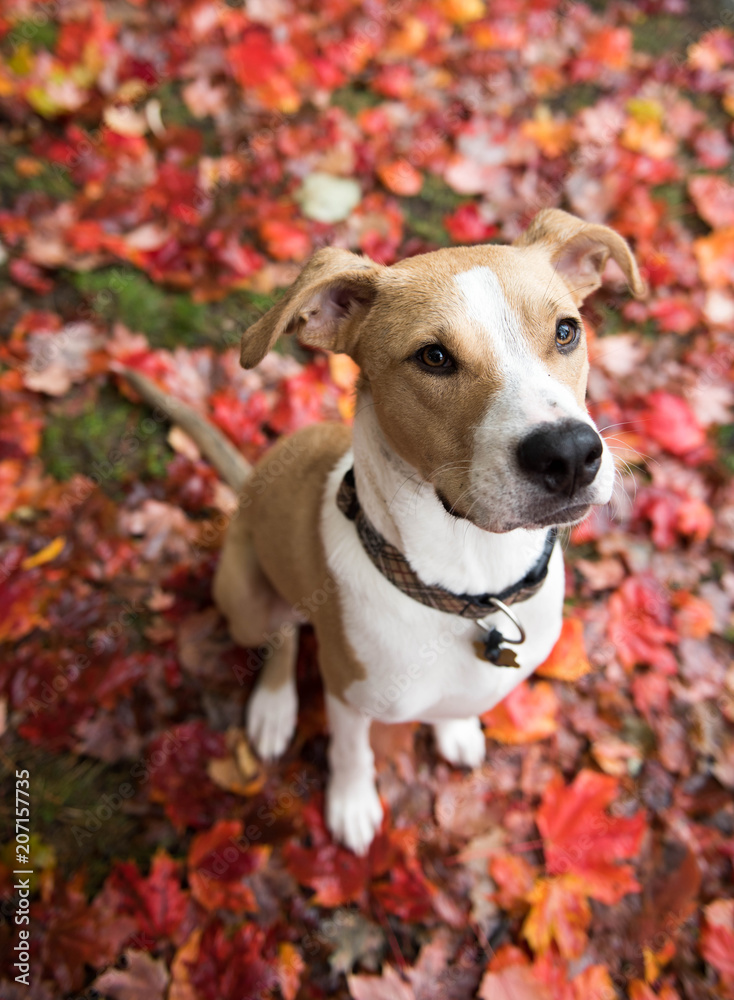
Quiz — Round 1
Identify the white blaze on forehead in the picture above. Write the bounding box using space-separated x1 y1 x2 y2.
453 265 525 364
454 265 584 421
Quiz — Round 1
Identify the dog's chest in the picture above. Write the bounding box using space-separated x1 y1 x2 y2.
320 459 565 724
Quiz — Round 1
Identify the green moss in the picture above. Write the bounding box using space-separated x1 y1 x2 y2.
73 268 277 350
0 738 168 896
632 14 697 56
3 20 58 53
40 384 172 491
0 148 76 204
330 83 383 115
403 174 467 246
549 83 602 115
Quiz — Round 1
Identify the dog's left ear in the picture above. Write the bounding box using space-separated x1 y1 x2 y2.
240 248 382 368
515 208 646 305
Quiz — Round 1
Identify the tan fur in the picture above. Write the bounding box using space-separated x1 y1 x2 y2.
259 628 298 691
214 422 367 699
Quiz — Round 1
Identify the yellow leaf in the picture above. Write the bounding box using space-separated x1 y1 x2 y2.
8 44 34 76
21 536 65 570
169 929 202 1000
277 942 305 1000
643 940 676 983
522 874 591 959
627 97 664 125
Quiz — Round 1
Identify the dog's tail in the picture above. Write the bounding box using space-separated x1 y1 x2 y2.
121 368 252 492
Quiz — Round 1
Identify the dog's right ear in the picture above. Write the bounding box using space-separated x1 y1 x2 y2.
240 248 382 368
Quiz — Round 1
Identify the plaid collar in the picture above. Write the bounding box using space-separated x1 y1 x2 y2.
336 466 557 621
336 468 557 620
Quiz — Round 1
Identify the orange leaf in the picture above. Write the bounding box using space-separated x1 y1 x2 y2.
572 965 615 1000
536 619 591 681
441 0 486 23
536 769 646 905
490 853 537 911
694 228 734 287
522 874 591 960
377 160 423 196
483 681 558 744
672 591 716 639
169 929 201 1000
582 26 632 70
630 982 660 1000
521 112 574 158
277 943 305 1000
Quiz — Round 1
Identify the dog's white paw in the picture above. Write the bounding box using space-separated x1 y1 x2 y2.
246 682 298 761
326 777 383 856
434 717 486 768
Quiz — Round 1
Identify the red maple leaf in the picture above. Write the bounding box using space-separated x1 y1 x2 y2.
39 871 137 992
108 849 193 948
640 391 707 458
536 769 646 905
187 819 270 913
606 574 678 674
187 920 279 1000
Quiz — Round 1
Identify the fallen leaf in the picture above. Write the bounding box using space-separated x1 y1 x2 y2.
348 964 416 1000
536 769 646 904
21 535 65 570
92 950 169 1000
483 681 559 744
523 873 592 959
536 619 592 681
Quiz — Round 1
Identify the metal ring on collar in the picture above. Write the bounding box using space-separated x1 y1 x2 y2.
484 597 527 645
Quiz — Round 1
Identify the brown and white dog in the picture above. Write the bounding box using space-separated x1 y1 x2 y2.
129 209 644 855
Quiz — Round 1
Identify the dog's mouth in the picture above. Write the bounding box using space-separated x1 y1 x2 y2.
435 485 592 532
531 502 591 528
435 488 465 519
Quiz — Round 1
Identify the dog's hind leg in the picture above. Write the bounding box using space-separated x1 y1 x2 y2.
213 503 299 760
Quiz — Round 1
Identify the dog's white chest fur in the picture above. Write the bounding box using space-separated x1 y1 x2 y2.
321 450 565 723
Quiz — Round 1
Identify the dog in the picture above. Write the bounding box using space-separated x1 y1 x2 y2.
128 208 643 855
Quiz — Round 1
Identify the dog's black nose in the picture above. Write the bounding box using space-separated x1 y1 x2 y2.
517 420 603 497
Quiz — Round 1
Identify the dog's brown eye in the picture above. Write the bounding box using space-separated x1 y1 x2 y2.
555 318 580 351
417 344 454 371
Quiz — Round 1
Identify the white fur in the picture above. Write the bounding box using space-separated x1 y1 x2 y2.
247 682 298 761
325 692 384 855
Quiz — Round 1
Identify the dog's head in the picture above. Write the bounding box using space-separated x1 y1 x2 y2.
240 208 644 532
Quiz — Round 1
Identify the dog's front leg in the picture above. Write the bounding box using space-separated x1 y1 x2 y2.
433 716 486 768
324 693 383 855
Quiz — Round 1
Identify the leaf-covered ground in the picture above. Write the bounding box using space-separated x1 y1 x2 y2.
1 1 734 997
